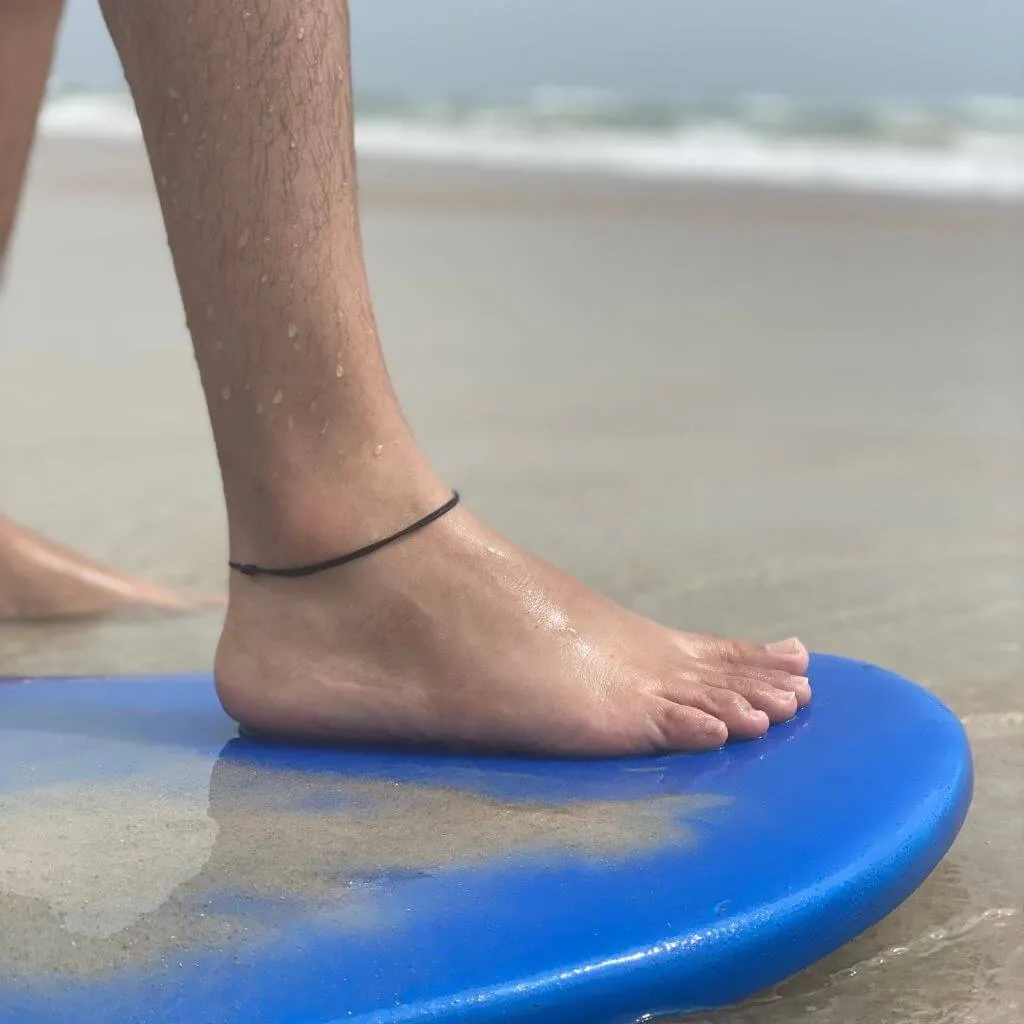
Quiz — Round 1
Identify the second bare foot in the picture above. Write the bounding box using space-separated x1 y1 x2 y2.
0 516 223 621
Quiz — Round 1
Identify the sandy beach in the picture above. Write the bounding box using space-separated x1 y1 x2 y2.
1 137 1022 1020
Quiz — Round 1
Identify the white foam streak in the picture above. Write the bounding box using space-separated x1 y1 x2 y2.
39 93 1024 200
355 120 1024 199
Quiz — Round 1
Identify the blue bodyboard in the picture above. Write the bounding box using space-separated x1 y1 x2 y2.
0 654 971 1023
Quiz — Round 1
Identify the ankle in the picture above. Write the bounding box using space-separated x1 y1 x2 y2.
223 447 452 570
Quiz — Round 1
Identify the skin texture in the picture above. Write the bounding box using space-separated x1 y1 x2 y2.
9 0 812 751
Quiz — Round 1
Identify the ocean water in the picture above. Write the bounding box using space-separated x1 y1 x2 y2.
39 86 1024 200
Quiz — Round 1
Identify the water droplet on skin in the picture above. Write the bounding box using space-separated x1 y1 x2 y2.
335 363 344 378
297 26 305 40
289 137 297 150
158 174 168 187
287 323 298 338
168 87 178 99
320 419 329 435
215 341 224 351
373 444 384 457
256 403 264 415
205 304 215 321
220 385 232 401
263 235 271 244
287 415 295 430
259 272 269 283
182 111 190 124
272 389 284 405
244 383 251 392
194 212 203 221
237 228 250 249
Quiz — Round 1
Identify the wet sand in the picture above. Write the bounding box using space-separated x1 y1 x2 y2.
1 137 1022 1020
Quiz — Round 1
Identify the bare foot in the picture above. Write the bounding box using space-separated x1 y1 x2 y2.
216 504 810 755
0 516 223 621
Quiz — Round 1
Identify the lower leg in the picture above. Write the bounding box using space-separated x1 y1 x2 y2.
0 0 219 619
0 0 64 277
100 0 445 567
100 0 810 753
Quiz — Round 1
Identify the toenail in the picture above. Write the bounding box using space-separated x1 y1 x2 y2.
767 637 803 655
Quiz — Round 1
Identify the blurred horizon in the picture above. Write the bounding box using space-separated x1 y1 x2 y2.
42 0 1024 200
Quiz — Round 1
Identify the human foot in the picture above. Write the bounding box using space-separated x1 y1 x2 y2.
216 502 810 756
0 516 223 620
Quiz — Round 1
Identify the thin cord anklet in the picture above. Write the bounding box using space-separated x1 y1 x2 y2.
229 491 460 579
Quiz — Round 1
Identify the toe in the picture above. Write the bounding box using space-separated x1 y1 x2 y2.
717 676 799 724
716 663 812 708
770 673 811 707
652 699 728 751
682 633 809 675
692 688 771 740
764 637 810 673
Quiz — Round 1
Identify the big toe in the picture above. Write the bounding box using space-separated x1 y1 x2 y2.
763 637 809 672
683 633 810 675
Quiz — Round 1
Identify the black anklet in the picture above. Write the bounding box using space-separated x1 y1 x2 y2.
229 492 460 579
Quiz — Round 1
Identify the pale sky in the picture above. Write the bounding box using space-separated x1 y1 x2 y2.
56 0 1024 99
